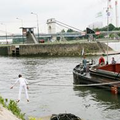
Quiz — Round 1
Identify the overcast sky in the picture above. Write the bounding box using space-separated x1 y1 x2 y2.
0 0 119 35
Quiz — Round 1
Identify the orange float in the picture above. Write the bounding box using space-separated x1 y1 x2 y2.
111 85 118 94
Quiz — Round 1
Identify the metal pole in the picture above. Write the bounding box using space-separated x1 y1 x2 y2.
16 18 24 43
106 0 110 64
115 0 118 27
16 18 23 27
31 12 39 41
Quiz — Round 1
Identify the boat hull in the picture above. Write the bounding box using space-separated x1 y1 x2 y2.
73 64 120 94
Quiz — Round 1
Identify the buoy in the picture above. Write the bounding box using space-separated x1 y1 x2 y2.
111 85 118 95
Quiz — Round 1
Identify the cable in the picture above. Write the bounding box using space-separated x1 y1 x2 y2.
29 79 54 85
56 23 74 31
55 20 82 32
29 81 120 87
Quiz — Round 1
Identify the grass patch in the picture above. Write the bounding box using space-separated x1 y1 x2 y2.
0 96 25 120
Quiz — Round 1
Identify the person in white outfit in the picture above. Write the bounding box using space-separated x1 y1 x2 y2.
10 74 29 103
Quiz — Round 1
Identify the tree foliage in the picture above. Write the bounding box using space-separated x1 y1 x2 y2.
61 29 65 33
67 29 74 32
94 23 118 32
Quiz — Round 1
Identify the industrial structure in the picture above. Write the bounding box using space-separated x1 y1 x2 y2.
21 27 38 44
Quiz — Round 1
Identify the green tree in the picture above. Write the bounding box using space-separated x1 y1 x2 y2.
61 29 65 33
67 29 74 32
108 24 115 31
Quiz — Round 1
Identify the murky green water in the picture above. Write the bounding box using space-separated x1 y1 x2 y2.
0 49 120 120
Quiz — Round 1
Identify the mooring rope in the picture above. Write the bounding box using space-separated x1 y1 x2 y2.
74 81 120 87
30 81 120 87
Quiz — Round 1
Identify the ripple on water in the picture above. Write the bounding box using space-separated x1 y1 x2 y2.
0 56 120 120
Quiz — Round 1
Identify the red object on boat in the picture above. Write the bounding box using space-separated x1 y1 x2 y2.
99 56 105 65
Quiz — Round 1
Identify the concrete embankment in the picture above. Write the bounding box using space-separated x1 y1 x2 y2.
0 105 21 120
0 42 116 56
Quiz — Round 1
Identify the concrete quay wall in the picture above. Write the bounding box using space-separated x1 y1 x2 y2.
18 42 112 56
0 46 8 55
0 42 113 56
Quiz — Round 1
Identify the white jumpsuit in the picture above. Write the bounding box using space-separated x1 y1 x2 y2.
14 77 29 100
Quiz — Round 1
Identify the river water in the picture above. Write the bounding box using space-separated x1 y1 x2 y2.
0 43 120 120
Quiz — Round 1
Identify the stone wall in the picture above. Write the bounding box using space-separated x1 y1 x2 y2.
19 42 113 56
0 42 113 56
0 46 8 55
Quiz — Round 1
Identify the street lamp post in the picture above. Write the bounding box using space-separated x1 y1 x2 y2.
1 23 7 44
31 12 39 41
16 18 23 27
16 18 24 43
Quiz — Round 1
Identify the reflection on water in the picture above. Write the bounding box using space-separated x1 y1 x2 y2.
73 86 120 120
74 86 120 109
0 54 120 120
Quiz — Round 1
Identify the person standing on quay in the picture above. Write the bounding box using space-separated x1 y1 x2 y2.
10 74 29 103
